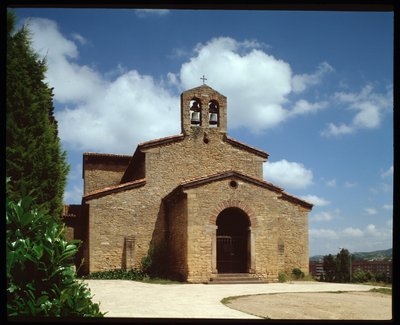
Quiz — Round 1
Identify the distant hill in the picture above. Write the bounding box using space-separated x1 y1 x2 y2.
352 248 392 261
310 248 392 261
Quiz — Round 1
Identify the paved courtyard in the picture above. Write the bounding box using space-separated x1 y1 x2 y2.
84 280 387 319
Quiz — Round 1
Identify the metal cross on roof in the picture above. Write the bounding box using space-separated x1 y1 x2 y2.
200 75 207 84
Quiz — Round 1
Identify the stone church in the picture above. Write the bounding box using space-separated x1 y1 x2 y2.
63 84 312 283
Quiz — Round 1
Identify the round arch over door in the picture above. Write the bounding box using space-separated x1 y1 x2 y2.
216 207 250 273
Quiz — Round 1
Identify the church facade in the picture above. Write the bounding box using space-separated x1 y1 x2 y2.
64 84 312 283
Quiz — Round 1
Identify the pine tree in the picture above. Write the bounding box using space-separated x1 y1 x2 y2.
6 11 69 218
322 254 336 282
336 248 351 283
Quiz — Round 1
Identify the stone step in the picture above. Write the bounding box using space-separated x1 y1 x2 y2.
214 273 254 278
208 273 267 284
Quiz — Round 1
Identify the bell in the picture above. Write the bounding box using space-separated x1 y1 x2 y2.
191 111 200 125
209 113 218 125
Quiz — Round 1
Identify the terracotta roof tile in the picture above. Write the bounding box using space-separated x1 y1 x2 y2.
280 192 313 209
138 134 185 149
83 152 132 158
83 178 146 201
164 170 312 209
225 136 269 159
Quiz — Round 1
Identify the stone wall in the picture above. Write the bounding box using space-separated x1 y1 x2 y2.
145 129 265 190
178 178 309 283
84 169 126 195
166 193 188 280
85 129 265 273
83 85 309 280
83 154 131 195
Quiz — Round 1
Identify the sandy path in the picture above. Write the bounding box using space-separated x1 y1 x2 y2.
225 291 392 320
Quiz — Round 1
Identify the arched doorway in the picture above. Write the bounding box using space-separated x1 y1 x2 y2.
216 208 250 273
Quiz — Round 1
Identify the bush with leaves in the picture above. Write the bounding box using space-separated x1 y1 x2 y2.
291 268 305 280
83 269 147 281
278 272 287 283
6 192 104 317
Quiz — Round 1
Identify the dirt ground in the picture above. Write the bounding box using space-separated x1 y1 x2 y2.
225 291 392 320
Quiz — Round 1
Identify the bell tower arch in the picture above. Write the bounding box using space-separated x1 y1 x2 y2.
180 84 227 135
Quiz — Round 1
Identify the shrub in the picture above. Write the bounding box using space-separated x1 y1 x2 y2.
278 272 287 283
83 269 147 281
352 269 367 283
6 193 104 317
291 268 305 280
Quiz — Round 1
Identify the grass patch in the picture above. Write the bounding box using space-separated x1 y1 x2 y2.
369 287 392 295
221 295 267 319
361 281 392 288
221 293 259 305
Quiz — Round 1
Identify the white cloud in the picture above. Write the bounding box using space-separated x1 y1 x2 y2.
343 227 364 237
291 61 334 93
344 181 357 188
71 33 87 45
300 195 331 207
381 165 393 178
27 17 180 154
289 99 328 117
326 178 336 187
369 182 392 195
364 207 377 215
28 18 105 104
321 84 393 137
174 37 330 133
176 37 292 132
64 185 83 203
386 219 393 227
310 224 392 255
56 71 180 153
263 159 313 189
26 22 331 153
383 204 393 211
309 228 339 240
321 123 354 137
135 9 170 17
311 211 333 222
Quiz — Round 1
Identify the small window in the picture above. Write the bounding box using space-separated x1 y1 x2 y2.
229 180 238 188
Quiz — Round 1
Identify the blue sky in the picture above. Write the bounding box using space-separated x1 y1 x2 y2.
13 8 393 256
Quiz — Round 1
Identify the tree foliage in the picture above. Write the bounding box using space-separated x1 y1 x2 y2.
6 191 104 317
336 248 351 282
6 11 69 219
323 254 336 282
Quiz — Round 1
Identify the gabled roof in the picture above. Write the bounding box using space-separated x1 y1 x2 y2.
224 136 269 159
183 84 226 98
121 133 268 183
83 178 146 202
138 134 185 150
164 170 313 209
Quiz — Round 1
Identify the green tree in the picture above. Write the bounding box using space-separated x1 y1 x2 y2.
6 190 104 317
352 268 367 283
336 248 351 282
323 254 336 282
6 11 69 219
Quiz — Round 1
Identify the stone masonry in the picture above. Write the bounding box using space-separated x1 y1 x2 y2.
63 84 312 283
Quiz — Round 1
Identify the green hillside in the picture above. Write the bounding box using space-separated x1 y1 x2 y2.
352 248 392 260
310 248 392 261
